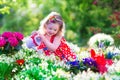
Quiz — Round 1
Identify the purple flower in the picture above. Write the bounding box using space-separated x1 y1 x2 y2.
8 37 18 47
69 60 80 66
98 42 104 48
2 32 13 39
83 57 97 67
66 60 80 69
13 32 24 41
0 37 6 47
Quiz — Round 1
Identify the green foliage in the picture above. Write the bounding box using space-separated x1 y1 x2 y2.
16 60 64 80
0 46 120 79
26 67 44 80
0 62 13 79
47 60 61 71
51 75 67 80
0 0 120 46
0 41 23 55
112 26 120 47
95 39 111 48
113 54 120 60
28 57 41 64
115 72 120 76
18 67 44 80
21 48 35 56
98 77 106 80
0 0 10 14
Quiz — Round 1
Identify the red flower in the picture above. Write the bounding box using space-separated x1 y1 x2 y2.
95 54 106 66
90 49 113 74
16 59 25 65
115 14 120 21
90 49 96 58
97 65 107 74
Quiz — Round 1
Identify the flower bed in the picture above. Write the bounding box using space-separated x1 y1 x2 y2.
0 33 120 80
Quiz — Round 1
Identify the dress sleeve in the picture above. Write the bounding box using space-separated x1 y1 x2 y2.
55 37 76 61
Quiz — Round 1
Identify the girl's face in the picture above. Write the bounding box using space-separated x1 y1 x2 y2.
46 23 60 36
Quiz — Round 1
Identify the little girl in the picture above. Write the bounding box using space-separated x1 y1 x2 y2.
26 12 77 62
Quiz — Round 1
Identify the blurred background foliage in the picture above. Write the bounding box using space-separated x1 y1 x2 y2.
0 0 120 46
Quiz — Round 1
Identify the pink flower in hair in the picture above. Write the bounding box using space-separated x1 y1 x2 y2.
2 32 13 39
0 37 6 47
49 15 63 26
8 37 18 47
49 16 56 23
13 32 24 40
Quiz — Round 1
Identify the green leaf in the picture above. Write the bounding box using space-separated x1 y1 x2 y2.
0 62 13 79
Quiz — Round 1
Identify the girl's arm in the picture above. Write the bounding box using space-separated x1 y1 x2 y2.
39 34 62 51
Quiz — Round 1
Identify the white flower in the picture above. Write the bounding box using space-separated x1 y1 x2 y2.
55 69 71 78
0 54 15 64
39 61 48 69
107 60 120 74
77 51 90 60
73 71 101 80
67 42 80 53
88 33 114 47
12 67 18 72
25 77 29 80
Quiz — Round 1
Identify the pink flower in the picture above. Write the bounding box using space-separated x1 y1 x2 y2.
0 37 6 47
2 32 13 39
106 59 113 65
8 37 18 47
97 65 107 74
92 0 97 5
13 32 24 41
111 24 117 28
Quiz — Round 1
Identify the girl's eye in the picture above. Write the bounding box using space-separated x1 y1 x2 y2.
54 29 56 31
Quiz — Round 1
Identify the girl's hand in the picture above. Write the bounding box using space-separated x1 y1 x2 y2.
38 33 45 41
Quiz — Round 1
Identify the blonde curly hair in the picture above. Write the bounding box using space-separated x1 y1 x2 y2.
38 12 65 36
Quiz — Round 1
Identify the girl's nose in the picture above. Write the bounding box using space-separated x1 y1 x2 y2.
50 30 54 33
